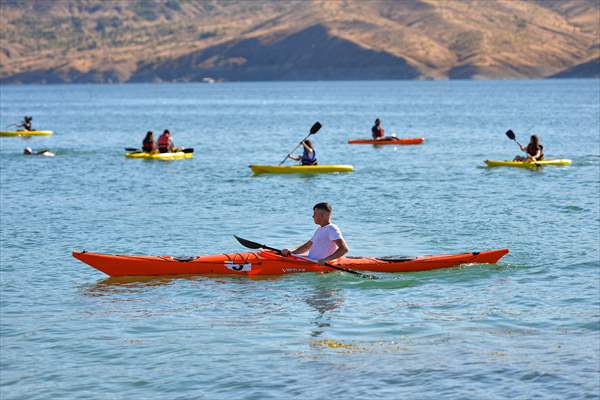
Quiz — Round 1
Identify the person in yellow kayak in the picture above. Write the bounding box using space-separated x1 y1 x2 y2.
371 118 384 140
514 134 544 162
142 131 157 153
289 139 317 165
20 116 33 131
281 202 349 265
157 129 178 153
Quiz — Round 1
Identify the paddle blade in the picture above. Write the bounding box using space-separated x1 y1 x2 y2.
182 148 194 153
234 235 264 250
505 130 516 140
310 122 322 135
125 147 140 151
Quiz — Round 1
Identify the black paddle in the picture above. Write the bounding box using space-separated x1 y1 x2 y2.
279 122 322 165
505 129 523 147
233 235 377 279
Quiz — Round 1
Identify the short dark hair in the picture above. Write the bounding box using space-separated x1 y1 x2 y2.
313 202 332 213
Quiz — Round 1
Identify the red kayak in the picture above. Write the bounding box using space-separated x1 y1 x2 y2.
348 137 424 145
72 248 509 277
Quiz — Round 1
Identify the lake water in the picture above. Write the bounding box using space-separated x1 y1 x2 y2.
1 80 599 399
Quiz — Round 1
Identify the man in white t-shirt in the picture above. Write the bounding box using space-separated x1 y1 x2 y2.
281 203 349 265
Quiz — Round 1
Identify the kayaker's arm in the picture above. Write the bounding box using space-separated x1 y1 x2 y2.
318 238 349 265
282 240 312 256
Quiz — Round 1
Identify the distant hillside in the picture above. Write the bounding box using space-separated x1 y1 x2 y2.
1 0 598 83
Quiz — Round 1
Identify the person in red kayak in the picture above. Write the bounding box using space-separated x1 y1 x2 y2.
281 202 349 265
142 131 156 153
514 134 544 161
371 118 384 140
157 129 177 153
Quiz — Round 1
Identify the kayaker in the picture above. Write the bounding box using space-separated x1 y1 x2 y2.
142 131 156 153
281 202 349 265
23 147 54 157
371 118 384 140
514 134 544 161
157 129 176 153
20 116 33 131
290 139 317 165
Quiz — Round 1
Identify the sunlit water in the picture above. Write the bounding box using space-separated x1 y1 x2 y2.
1 80 599 399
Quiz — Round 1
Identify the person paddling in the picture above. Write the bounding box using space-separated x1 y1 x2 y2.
281 202 349 266
290 139 317 165
371 118 384 140
142 131 156 153
514 134 544 162
20 116 33 131
157 129 177 153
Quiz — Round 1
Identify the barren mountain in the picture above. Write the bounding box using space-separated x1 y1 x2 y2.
1 0 598 83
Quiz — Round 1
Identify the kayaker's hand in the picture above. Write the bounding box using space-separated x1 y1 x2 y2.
317 259 326 265
281 249 290 256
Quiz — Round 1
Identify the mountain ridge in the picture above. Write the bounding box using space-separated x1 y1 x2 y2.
1 0 598 83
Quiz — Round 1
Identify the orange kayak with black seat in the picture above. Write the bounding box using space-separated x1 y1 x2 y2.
72 248 509 277
348 137 424 145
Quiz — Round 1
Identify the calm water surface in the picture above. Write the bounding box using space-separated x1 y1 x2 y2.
1 80 599 399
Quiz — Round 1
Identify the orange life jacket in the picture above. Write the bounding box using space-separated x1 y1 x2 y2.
157 134 171 149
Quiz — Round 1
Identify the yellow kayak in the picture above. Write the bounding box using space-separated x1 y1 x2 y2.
484 159 572 168
0 130 54 137
250 164 353 174
125 151 193 160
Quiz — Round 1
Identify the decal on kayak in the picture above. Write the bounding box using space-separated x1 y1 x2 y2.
225 261 252 272
282 267 306 273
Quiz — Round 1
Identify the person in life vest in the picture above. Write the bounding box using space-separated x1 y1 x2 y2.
142 131 156 153
157 129 177 153
290 139 317 165
514 134 544 161
20 116 33 131
371 118 384 140
281 202 349 266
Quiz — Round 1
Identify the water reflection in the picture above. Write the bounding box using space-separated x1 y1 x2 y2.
303 284 343 338
81 273 283 297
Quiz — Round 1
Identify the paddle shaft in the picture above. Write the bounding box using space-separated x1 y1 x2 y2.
268 245 375 278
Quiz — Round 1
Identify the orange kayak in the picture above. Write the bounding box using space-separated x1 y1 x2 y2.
72 248 509 277
348 137 424 145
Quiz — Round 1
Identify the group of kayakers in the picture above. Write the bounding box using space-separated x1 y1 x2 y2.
141 129 181 153
12 114 544 164
278 131 543 265
288 118 545 166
